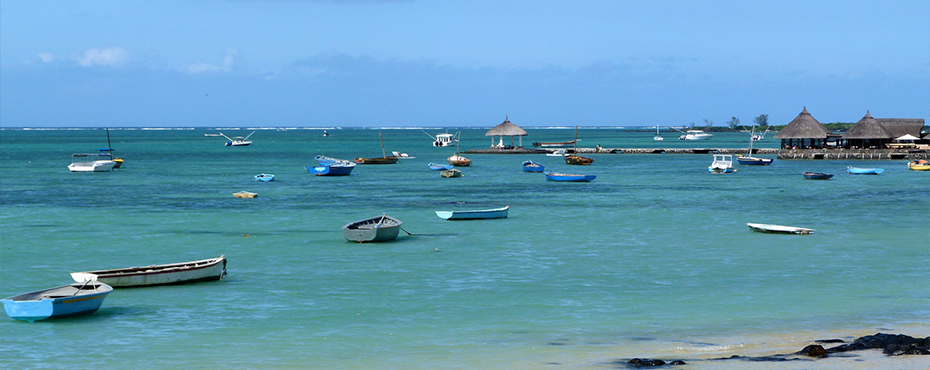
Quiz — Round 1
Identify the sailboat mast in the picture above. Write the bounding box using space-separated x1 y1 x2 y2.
106 128 113 149
748 125 755 154
380 132 386 157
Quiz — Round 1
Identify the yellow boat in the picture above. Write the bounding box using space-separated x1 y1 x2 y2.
908 160 930 171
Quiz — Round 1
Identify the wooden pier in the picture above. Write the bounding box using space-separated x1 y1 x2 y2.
462 147 928 160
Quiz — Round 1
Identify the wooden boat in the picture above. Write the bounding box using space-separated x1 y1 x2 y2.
429 163 454 170
2 282 113 322
545 172 596 182
747 223 815 235
343 215 403 243
70 256 227 287
522 160 545 172
708 154 736 173
803 172 834 180
564 126 593 165
435 205 509 220
307 162 356 176
736 125 774 165
441 168 462 178
448 132 471 166
354 132 399 164
907 160 930 171
532 140 577 148
220 131 254 146
254 173 275 182
233 191 257 198
847 166 884 175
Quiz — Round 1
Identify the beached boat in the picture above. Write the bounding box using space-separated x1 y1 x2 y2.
736 125 774 165
68 152 117 172
435 205 509 220
907 160 930 171
803 172 834 180
354 132 399 164
847 166 884 175
233 191 257 198
678 129 713 140
308 162 356 176
429 163 454 171
254 173 275 182
441 168 462 178
564 126 594 165
522 160 545 172
545 172 596 182
2 282 113 322
532 140 577 148
220 131 254 146
315 155 352 165
747 223 815 235
70 256 227 287
342 215 403 243
708 154 736 173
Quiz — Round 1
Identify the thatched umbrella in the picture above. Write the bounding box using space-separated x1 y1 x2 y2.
484 116 528 148
774 107 830 148
844 110 893 149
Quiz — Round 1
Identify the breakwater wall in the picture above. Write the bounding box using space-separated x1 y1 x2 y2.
463 147 929 160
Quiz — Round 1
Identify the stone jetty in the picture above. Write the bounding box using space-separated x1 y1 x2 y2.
462 147 929 160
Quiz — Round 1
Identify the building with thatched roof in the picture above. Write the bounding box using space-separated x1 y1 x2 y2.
774 107 832 148
842 111 892 148
876 118 925 139
485 116 528 148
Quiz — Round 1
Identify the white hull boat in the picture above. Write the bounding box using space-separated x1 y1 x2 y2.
70 256 227 287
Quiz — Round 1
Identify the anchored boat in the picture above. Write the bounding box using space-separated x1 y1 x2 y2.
70 256 227 287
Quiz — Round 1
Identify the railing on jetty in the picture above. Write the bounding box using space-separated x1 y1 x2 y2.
462 147 929 160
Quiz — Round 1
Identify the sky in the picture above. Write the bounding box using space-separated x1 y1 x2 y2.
1 0 928 128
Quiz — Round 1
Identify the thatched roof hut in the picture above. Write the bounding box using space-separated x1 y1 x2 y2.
485 116 527 148
876 118 925 138
774 107 830 139
843 111 892 139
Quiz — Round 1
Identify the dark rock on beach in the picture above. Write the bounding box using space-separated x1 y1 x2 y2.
824 333 930 356
796 344 827 357
623 358 686 368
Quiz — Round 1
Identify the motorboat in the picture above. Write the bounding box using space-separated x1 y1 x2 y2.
546 149 567 157
68 152 117 172
907 160 930 171
392 151 416 159
747 223 815 235
220 131 254 146
679 130 713 140
708 154 736 173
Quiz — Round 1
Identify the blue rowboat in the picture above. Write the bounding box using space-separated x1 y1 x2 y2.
522 160 545 172
544 172 596 182
847 166 883 175
307 162 356 176
254 173 275 182
803 172 834 180
435 205 509 220
2 282 113 322
429 163 454 171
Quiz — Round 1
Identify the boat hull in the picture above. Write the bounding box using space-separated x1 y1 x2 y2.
343 215 403 243
448 155 471 167
847 166 884 175
435 206 509 220
429 163 454 170
354 156 399 164
308 164 355 176
564 155 593 165
254 174 275 182
736 156 774 165
441 169 462 178
747 223 814 235
908 161 930 171
803 172 834 180
2 282 113 322
70 256 227 287
545 172 596 182
68 160 117 172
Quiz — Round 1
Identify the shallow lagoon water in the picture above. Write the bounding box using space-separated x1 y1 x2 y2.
1 128 928 369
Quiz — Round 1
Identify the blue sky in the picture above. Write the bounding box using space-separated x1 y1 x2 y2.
1 1 927 128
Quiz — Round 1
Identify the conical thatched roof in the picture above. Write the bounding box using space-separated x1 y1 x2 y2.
485 116 528 136
843 110 893 139
774 107 830 139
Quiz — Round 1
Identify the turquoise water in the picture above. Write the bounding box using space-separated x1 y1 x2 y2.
1 128 928 369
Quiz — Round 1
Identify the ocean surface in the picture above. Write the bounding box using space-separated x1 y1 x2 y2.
1 128 928 369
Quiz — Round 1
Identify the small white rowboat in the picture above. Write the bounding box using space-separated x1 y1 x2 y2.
70 255 227 287
747 223 815 235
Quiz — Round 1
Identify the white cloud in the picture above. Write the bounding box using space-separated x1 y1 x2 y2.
36 52 55 63
73 47 129 67
182 48 239 74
